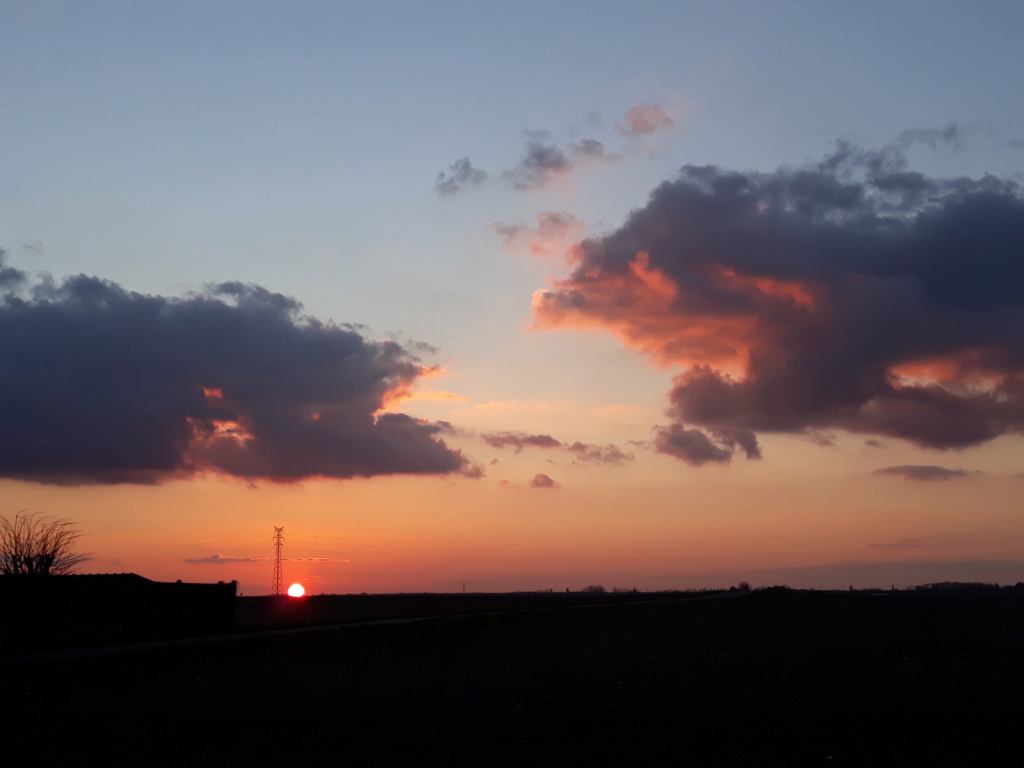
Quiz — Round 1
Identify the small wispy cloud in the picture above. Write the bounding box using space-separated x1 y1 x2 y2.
491 210 585 258
482 432 562 452
503 133 573 190
481 431 634 466
616 104 675 136
185 554 265 564
185 554 349 564
435 115 629 196
565 442 633 466
530 473 559 489
872 465 974 482
434 157 488 195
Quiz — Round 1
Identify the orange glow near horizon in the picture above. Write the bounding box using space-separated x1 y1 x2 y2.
9 417 1024 596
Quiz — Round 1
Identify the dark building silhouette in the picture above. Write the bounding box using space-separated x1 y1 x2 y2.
0 573 236 652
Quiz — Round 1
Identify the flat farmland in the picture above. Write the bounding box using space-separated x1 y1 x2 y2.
6 590 1024 766
233 590 700 630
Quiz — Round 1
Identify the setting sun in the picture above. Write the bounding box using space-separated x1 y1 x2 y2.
287 583 305 598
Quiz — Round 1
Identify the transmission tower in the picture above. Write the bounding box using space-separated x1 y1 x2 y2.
271 526 285 596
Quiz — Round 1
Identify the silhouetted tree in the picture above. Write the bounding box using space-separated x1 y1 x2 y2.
0 511 88 576
582 584 606 593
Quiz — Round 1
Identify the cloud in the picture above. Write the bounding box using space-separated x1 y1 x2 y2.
653 423 733 466
617 105 674 136
503 133 572 190
872 465 972 481
482 432 562 452
529 473 559 488
438 125 618 195
569 138 617 162
481 431 634 465
20 240 46 257
533 128 1024 462
502 132 618 190
0 260 475 485
185 554 265 564
434 157 488 195
565 442 634 466
0 249 26 289
491 210 585 258
185 554 349 564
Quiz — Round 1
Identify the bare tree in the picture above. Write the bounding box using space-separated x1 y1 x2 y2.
0 511 88 576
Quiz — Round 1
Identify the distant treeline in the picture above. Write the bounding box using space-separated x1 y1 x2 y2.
912 581 1024 593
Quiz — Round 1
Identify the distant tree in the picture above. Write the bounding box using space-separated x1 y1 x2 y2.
582 584 606 594
0 511 88 576
736 581 751 592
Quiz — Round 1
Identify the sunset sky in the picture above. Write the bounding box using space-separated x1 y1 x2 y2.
3 1 1024 594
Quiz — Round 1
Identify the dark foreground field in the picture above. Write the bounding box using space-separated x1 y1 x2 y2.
6 590 1024 767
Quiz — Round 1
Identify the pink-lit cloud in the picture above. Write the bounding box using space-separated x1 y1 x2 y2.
617 105 675 136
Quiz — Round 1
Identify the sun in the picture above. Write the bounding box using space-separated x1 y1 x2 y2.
287 582 305 598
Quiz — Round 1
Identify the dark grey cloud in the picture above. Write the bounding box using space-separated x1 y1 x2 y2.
653 423 733 466
534 128 1024 463
873 465 972 481
0 261 474 485
434 157 488 195
529 473 558 488
0 249 26 290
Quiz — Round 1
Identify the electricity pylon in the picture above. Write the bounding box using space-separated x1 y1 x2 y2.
271 526 284 596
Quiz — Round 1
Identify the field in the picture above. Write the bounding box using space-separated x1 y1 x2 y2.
6 589 1024 766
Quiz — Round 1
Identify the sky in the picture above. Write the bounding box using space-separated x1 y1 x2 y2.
2 1 1024 594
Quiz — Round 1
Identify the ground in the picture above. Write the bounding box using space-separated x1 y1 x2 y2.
5 590 1024 766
